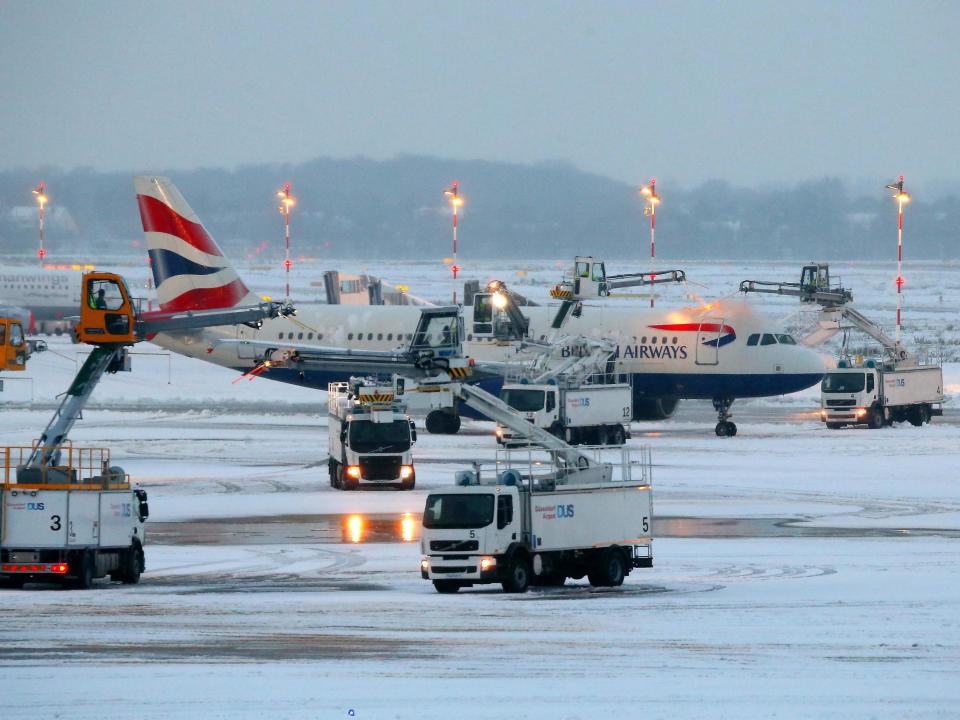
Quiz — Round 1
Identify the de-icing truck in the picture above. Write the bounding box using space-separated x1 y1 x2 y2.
328 379 417 490
420 446 653 593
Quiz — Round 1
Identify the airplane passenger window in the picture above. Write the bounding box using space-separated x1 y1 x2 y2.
747 334 760 346
298 332 303 340
377 333 383 341
467 334 473 341
387 333 393 341
278 333 284 339
761 334 777 346
672 337 678 344
661 337 667 344
775 334 797 345
367 333 373 340
307 333 313 340
348 333 354 340
288 332 294 340
318 334 324 340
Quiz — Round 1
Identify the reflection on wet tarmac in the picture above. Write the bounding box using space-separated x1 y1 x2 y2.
148 513 960 546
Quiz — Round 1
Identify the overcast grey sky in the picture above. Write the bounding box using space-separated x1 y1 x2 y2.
1 1 958 187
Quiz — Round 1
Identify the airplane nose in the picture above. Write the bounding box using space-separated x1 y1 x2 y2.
801 346 827 377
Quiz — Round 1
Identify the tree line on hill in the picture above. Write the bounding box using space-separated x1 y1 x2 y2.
0 156 956 261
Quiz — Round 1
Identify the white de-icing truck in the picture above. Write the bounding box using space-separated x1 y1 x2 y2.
420 446 653 593
328 379 417 490
0 446 148 589
821 359 944 429
498 379 632 446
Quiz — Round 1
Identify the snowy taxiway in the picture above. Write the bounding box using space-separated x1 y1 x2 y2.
1 336 959 718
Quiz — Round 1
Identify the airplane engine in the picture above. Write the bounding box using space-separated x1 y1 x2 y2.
632 396 679 421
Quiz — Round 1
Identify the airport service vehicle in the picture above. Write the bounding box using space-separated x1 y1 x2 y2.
420 445 653 594
328 379 417 490
0 446 148 588
0 316 46 392
741 262 945 430
133 175 826 437
820 359 943 428
0 272 285 589
498 379 632 445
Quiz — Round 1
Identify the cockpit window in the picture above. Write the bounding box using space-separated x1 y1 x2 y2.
775 334 797 345
747 333 760 346
760 333 777 346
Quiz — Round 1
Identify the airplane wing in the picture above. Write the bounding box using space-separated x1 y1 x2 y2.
213 338 506 380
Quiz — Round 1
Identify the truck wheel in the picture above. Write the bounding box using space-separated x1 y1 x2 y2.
826 423 843 430
74 552 95 590
328 458 338 487
1 576 25 589
868 411 884 429
502 554 531 593
433 580 461 594
588 548 626 587
401 476 416 491
120 543 143 585
611 425 626 446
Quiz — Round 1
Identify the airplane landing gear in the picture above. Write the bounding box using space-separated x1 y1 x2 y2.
426 410 461 435
713 396 737 437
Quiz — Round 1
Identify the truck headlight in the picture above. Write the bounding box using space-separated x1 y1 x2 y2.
400 465 413 480
346 465 362 479
820 410 826 420
495 427 503 438
420 559 429 571
855 408 866 418
480 556 496 572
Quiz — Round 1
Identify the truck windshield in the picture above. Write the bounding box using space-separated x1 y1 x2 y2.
501 388 545 412
821 372 866 393
349 420 411 453
423 493 495 529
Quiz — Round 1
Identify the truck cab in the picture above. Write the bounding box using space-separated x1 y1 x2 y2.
0 318 27 372
328 381 417 490
820 365 880 428
75 272 138 345
421 483 521 588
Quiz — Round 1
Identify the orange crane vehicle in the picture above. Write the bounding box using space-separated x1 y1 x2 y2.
0 315 45 391
0 272 291 589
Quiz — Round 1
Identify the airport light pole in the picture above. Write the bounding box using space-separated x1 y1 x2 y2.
885 176 910 346
32 182 48 265
640 179 660 307
276 183 296 304
444 182 463 304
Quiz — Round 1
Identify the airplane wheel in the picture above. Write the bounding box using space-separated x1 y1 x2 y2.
426 411 461 434
726 422 737 437
715 422 727 437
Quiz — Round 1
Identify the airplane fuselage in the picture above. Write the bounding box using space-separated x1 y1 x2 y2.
153 298 825 401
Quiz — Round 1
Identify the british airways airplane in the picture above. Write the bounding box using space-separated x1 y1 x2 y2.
134 176 825 437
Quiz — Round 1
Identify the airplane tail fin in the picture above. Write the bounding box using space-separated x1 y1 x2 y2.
134 176 252 312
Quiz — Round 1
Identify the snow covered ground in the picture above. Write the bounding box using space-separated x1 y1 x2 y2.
1 259 959 718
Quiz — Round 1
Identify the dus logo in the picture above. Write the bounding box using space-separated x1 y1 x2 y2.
557 504 575 518
27 502 45 511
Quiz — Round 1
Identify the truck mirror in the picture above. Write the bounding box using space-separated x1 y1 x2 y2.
396 378 405 395
134 489 149 522
340 428 347 443
410 420 417 443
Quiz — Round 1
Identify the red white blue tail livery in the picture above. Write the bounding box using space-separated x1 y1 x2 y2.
134 176 252 313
